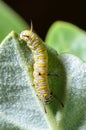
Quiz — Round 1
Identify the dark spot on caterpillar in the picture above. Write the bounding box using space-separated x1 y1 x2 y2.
39 72 41 75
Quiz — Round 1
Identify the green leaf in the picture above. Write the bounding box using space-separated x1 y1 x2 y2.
0 31 86 130
58 54 86 130
45 21 86 61
0 1 29 42
0 31 64 130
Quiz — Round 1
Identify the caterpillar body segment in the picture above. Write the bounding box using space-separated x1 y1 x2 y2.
20 28 64 112
20 29 53 112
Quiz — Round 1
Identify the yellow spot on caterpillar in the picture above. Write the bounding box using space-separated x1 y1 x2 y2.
39 64 46 67
27 30 32 37
39 79 45 82
38 56 48 60
39 72 47 75
38 48 46 53
44 93 48 97
40 86 47 89
32 50 34 53
34 42 41 48
31 36 36 42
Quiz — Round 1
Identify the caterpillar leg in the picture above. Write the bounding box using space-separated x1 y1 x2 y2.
41 95 47 113
32 84 47 112
48 73 58 76
52 93 64 107
32 84 35 87
48 73 64 78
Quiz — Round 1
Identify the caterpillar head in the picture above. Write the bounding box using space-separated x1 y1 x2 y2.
20 21 33 42
20 29 32 42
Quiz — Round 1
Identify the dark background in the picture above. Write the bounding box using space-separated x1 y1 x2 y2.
4 0 86 40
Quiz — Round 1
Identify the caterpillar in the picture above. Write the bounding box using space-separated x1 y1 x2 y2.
20 25 63 113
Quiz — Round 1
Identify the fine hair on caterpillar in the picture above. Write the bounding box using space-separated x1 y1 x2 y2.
20 24 64 113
